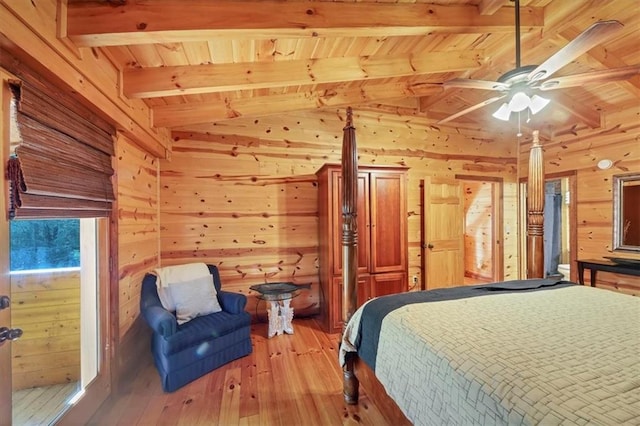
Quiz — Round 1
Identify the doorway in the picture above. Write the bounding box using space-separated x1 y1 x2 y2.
1 72 111 425
459 176 503 284
8 220 101 425
421 176 503 289
519 172 577 281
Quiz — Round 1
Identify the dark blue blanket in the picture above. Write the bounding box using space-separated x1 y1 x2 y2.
355 279 575 371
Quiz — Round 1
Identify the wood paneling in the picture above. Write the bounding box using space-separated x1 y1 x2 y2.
160 135 321 318
10 270 80 390
116 133 160 338
163 109 518 320
463 180 494 280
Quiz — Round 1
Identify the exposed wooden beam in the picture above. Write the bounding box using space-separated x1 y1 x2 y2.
124 50 483 98
0 4 170 157
153 82 443 127
66 1 544 47
355 103 466 125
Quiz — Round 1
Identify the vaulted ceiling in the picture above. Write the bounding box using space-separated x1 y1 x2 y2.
64 0 640 138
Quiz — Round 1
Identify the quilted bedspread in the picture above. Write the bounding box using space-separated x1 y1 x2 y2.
341 283 640 425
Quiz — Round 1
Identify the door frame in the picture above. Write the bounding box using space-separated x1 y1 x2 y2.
455 174 504 283
518 171 578 281
0 68 12 426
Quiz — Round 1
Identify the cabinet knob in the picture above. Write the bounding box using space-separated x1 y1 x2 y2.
427 243 434 249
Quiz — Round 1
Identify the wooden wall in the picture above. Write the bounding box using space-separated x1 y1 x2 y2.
10 270 80 390
463 180 494 281
161 109 519 315
519 108 640 294
116 133 160 338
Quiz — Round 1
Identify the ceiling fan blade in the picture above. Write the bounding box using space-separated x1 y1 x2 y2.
527 20 624 83
443 78 509 91
437 95 506 124
538 65 640 91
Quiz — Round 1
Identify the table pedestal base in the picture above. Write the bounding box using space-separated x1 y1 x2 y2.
267 299 294 338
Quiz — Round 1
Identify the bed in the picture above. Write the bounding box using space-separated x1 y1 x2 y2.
337 109 640 425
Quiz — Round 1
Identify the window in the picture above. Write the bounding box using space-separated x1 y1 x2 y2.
9 219 80 271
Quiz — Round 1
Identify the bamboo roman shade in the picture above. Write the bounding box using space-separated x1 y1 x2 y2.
8 80 116 219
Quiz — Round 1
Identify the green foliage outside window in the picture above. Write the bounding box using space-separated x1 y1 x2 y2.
10 219 80 271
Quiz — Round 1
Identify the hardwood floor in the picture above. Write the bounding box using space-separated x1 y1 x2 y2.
88 318 392 425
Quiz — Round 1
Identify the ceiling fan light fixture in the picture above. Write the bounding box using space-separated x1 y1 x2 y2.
508 91 531 112
492 103 511 121
530 94 551 114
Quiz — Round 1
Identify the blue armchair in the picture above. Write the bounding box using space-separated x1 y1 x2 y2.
140 264 252 392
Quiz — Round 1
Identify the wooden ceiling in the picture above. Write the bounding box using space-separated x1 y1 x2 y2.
64 0 640 136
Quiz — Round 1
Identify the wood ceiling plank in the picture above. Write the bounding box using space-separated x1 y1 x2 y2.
66 1 544 47
152 81 443 127
553 92 602 129
478 0 507 15
124 50 482 98
558 27 640 95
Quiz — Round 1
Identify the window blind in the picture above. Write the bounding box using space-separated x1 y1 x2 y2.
7 79 116 219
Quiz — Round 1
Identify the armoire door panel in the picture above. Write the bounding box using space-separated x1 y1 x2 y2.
370 272 406 297
370 172 407 273
332 172 370 275
331 275 370 332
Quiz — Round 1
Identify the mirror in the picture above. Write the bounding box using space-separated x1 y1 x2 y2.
613 173 640 252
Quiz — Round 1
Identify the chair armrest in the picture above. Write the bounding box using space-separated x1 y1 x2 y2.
142 305 177 338
218 290 247 314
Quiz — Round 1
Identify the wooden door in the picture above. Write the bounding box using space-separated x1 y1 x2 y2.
0 76 10 425
332 171 370 275
370 171 407 273
422 177 464 289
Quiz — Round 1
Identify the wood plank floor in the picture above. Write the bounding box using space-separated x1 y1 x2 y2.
13 382 78 425
88 318 392 425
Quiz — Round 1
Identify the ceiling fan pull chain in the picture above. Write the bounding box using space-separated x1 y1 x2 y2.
517 111 523 137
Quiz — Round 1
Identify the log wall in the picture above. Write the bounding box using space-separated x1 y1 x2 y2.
519 109 640 294
161 109 519 315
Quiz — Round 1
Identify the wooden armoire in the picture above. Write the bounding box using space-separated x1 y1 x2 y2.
316 164 408 333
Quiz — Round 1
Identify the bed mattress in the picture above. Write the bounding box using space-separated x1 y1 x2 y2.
341 281 640 425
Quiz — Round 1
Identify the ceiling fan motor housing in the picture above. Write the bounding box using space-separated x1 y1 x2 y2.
496 65 538 86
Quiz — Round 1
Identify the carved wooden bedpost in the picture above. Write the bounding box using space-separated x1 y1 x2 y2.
527 130 545 278
341 107 359 404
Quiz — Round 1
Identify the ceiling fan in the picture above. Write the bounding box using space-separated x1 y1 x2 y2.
437 0 640 125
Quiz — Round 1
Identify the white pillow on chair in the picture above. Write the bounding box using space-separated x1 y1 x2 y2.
168 275 222 325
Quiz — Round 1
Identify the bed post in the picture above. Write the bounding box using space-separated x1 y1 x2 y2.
527 130 545 278
341 107 359 404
